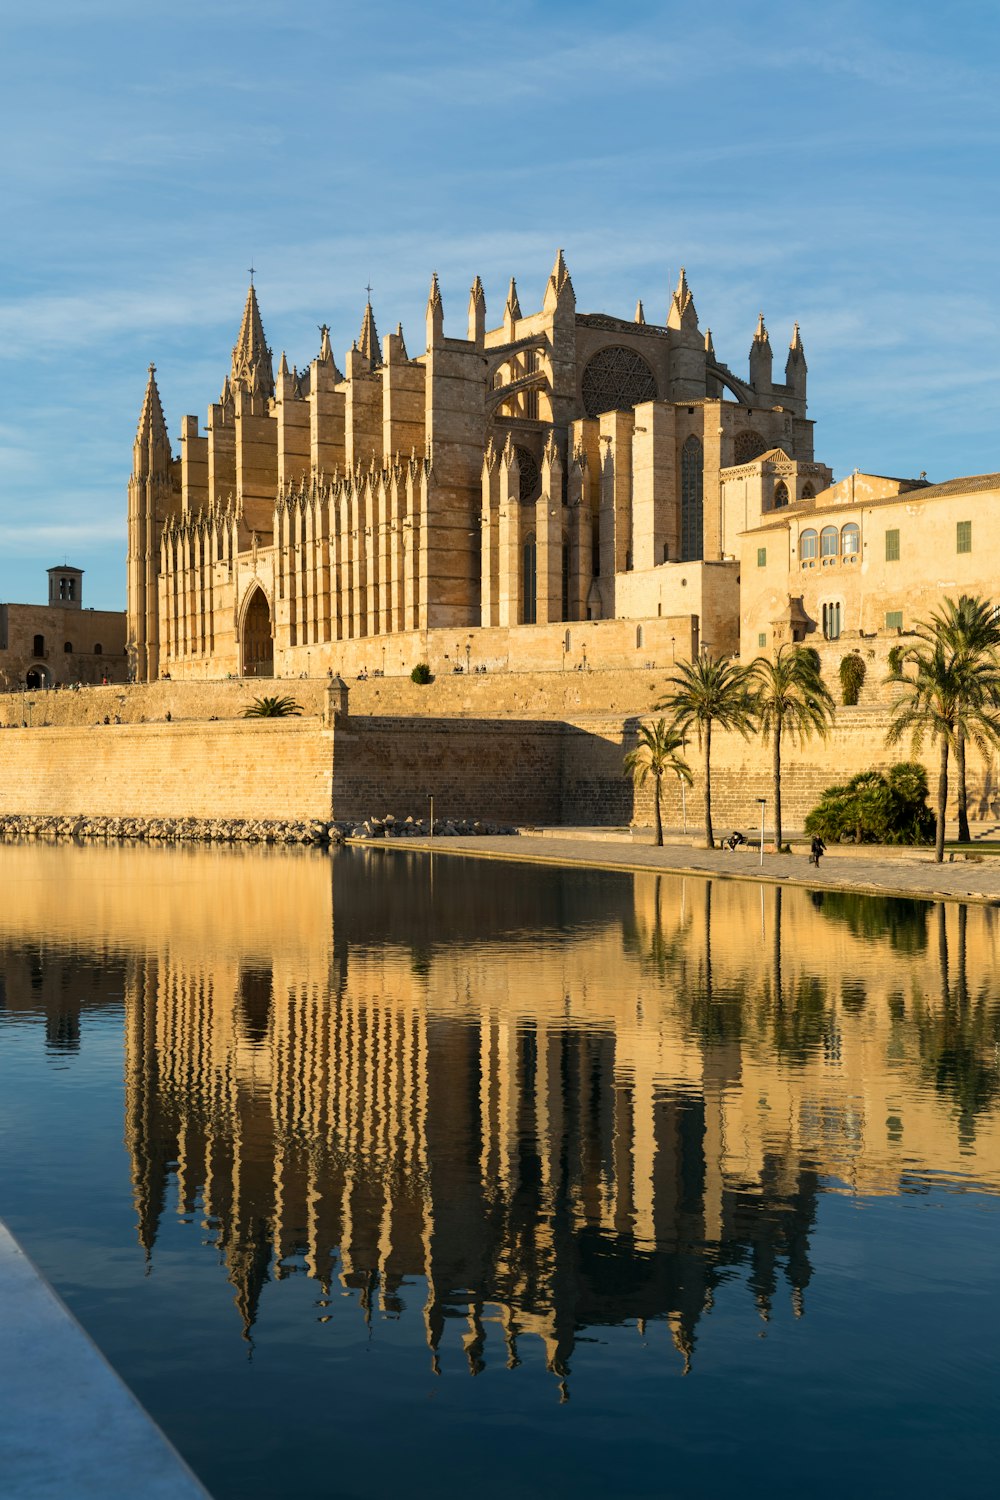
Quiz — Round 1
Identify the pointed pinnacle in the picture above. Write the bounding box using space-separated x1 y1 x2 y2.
635 299 645 324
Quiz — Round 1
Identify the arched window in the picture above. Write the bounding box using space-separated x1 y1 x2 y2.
94 644 103 655
561 535 570 620
841 522 860 557
820 525 839 557
564 629 572 651
515 445 540 504
774 480 789 508
801 483 815 500
63 641 73 654
680 435 704 562
636 625 644 650
32 634 44 657
822 602 842 640
522 533 537 624
800 529 818 560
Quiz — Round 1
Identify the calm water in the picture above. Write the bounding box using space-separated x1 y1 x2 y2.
1 842 998 1500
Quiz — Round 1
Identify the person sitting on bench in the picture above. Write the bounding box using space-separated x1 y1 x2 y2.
725 831 746 852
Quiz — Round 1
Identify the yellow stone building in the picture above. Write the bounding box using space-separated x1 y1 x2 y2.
0 565 127 691
127 256 822 681
740 469 1000 657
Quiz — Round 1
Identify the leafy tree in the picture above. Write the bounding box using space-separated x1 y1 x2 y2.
917 596 1000 841
839 652 867 705
887 635 1000 861
623 719 692 846
749 644 835 850
242 695 303 718
410 662 432 684
658 654 756 849
804 762 935 846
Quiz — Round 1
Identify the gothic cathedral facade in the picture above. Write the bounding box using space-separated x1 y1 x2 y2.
127 253 825 681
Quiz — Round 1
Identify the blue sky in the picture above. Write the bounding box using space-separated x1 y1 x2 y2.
1 0 998 609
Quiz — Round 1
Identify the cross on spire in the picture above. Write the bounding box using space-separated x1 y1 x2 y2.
248 263 256 284
365 280 373 302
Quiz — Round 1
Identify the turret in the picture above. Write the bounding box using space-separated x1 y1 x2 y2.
230 282 274 407
749 312 773 394
634 299 646 325
666 267 699 334
468 276 486 345
128 364 175 683
542 249 575 315
132 363 172 479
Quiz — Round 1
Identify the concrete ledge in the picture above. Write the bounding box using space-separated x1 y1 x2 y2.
0 1220 211 1499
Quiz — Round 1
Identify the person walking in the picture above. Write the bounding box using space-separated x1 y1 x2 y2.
809 834 826 867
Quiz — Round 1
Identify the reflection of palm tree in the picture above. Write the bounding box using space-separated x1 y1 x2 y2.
918 901 1000 1144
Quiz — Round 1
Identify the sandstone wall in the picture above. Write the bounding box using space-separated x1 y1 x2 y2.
0 721 333 821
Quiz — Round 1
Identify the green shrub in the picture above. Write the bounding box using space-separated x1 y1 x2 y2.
410 662 432 684
804 760 935 845
839 652 867 705
887 644 905 678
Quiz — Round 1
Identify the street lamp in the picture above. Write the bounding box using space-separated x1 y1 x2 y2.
757 797 767 866
465 641 471 674
26 699 35 728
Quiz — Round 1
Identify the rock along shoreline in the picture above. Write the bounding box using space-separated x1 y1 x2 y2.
0 812 518 847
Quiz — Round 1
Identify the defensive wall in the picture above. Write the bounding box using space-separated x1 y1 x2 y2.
0 636 995 832
1 698 996 834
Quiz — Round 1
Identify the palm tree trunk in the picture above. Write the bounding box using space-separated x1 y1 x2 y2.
703 722 714 849
653 772 663 847
956 731 970 843
935 737 949 863
772 720 783 852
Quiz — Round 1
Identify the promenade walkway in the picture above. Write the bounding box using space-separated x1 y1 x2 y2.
354 830 1000 905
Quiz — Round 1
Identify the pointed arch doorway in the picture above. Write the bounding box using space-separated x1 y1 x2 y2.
241 587 274 678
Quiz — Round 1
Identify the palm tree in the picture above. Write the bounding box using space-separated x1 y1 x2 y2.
623 719 692 846
919 596 1000 841
749 645 835 851
886 639 1000 862
242 695 303 718
658 654 756 849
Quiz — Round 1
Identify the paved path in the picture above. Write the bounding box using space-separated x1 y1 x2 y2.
348 833 1000 905
0 1221 211 1498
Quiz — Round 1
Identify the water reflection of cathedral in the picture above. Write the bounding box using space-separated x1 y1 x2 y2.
2 843 998 1381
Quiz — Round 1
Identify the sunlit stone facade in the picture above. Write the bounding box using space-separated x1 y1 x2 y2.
127 257 820 682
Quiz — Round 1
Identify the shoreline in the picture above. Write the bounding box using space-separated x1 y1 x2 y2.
346 832 1000 906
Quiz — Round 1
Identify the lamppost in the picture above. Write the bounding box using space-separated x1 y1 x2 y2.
26 699 35 728
757 797 767 866
465 642 471 674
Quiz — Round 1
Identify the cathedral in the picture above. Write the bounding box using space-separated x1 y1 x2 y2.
127 253 827 681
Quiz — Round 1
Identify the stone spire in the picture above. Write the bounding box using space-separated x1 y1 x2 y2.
503 277 521 339
749 312 773 392
666 267 699 333
318 324 334 363
133 363 171 476
543 248 575 312
468 275 486 344
426 272 444 347
704 328 715 358
231 282 274 399
785 321 807 404
634 299 646 324
357 298 382 369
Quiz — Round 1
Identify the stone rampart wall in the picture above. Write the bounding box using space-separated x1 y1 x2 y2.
0 721 333 821
1 699 997 834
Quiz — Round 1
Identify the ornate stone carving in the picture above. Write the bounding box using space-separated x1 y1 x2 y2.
581 346 657 418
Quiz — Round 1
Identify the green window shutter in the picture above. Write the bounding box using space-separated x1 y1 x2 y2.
885 610 903 630
885 528 900 562
758 632 767 648
757 547 767 567
957 520 972 554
